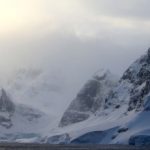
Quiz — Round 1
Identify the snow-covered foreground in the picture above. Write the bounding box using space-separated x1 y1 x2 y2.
46 108 150 145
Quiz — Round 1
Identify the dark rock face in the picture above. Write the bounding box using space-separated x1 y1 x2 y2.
147 48 150 59
59 78 100 127
0 89 15 128
59 111 89 127
122 50 150 85
59 71 117 127
129 80 150 111
129 135 150 146
117 127 128 133
69 79 101 112
0 89 15 114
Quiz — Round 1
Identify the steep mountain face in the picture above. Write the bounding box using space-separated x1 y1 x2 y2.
0 89 15 128
59 70 118 127
0 89 15 114
105 48 150 112
56 48 150 146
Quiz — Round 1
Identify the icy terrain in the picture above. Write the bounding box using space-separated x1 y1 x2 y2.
0 88 52 143
53 48 150 146
0 49 150 146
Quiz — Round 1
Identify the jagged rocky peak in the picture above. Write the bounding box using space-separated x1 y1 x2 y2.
0 89 15 114
123 48 150 111
104 48 150 112
121 48 150 84
147 47 150 58
0 89 15 128
59 70 118 127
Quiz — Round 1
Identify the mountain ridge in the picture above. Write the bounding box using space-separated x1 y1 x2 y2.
55 48 150 146
0 48 150 146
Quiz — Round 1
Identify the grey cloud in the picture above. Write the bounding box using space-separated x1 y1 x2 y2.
82 0 150 21
0 0 150 115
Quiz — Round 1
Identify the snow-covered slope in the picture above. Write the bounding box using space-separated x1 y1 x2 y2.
53 48 150 146
0 88 52 143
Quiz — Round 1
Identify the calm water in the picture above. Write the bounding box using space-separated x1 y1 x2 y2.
0 144 148 150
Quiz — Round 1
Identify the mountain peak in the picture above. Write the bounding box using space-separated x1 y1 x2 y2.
104 48 150 112
0 88 15 114
147 48 150 58
60 48 150 128
93 69 111 78
59 70 118 127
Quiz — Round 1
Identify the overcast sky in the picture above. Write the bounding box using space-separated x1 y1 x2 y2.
0 0 150 114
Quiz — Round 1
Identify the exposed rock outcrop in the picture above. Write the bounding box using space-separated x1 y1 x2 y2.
59 71 118 127
0 89 15 128
104 48 150 112
0 89 15 114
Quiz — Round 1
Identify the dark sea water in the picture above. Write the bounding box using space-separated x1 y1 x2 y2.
0 144 148 150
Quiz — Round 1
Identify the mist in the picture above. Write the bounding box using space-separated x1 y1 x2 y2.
0 0 150 117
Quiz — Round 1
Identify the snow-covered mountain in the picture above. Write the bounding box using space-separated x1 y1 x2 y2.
3 68 71 118
0 48 150 146
59 70 118 127
0 88 51 143
49 48 150 146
